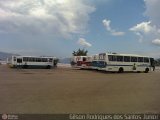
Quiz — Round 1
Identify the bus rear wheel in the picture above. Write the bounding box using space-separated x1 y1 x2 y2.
145 68 149 73
46 65 51 69
118 67 124 73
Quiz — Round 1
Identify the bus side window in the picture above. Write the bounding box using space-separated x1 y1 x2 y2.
30 58 34 62
108 55 116 61
32 58 36 62
117 56 123 62
131 57 137 62
35 58 41 62
23 57 27 62
42 58 47 62
124 56 130 62
138 57 143 62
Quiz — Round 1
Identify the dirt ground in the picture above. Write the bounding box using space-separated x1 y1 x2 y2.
0 64 160 114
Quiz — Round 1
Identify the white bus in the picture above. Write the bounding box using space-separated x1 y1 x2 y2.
9 56 57 69
97 53 154 73
91 54 99 70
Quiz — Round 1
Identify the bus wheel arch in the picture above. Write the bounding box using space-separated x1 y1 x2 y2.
118 67 124 73
145 68 149 73
46 65 51 69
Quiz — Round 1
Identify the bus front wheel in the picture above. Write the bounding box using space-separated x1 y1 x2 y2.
118 67 124 73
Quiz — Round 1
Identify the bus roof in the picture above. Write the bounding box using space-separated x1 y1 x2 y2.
99 53 150 58
12 55 56 58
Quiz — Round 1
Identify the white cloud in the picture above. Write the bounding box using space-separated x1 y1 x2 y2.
77 38 92 47
152 39 160 46
130 0 160 45
102 19 111 31
130 21 156 34
129 20 160 43
102 19 125 36
111 31 125 36
144 0 160 27
144 0 160 46
0 0 95 37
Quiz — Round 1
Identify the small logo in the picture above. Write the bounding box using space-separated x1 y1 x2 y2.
2 114 8 120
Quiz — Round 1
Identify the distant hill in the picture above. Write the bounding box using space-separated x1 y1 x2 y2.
0 51 19 61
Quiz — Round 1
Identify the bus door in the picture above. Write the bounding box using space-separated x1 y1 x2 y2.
81 57 87 67
150 58 155 71
53 58 57 67
48 58 54 66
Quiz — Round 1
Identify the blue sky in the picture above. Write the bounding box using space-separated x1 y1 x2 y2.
0 0 160 58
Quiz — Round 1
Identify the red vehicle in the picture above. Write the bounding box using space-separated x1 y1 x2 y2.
71 56 92 69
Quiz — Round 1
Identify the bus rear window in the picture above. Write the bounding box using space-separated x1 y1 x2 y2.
14 57 16 61
99 54 106 60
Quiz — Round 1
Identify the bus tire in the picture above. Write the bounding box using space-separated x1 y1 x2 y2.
145 68 149 73
118 67 124 73
46 65 51 69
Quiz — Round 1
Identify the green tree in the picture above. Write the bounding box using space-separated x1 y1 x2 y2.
72 48 88 56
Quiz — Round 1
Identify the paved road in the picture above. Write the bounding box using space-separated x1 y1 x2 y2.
0 65 160 113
